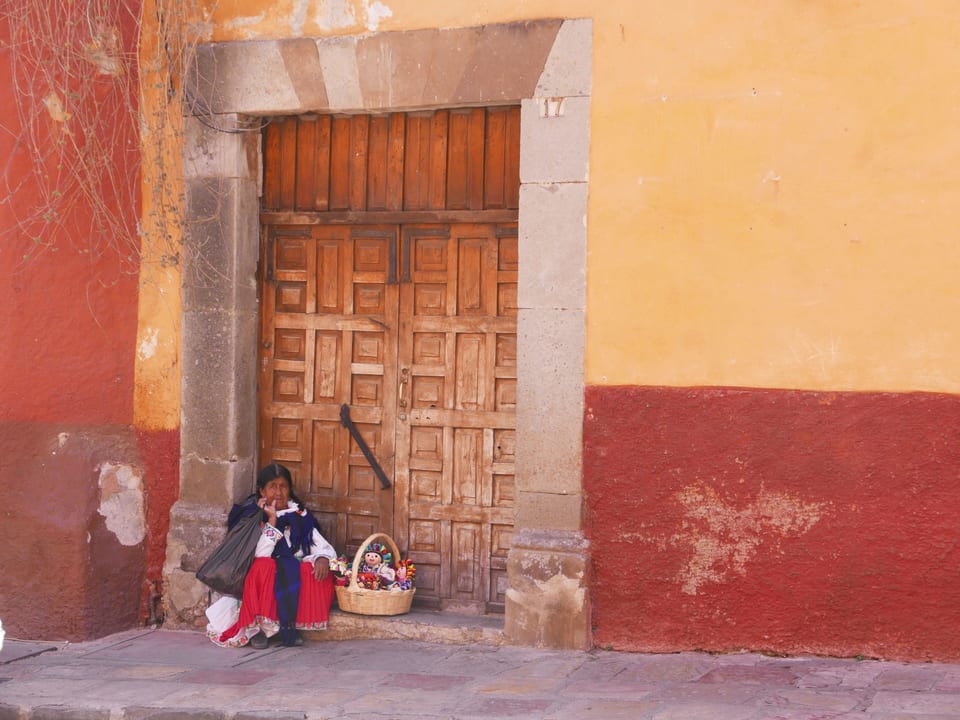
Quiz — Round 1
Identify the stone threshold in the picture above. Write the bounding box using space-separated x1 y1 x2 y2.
306 607 506 646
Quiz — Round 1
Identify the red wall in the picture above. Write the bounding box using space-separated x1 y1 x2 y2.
0 1 178 641
584 385 960 662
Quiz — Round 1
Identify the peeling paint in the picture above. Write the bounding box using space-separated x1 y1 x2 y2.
671 482 826 595
97 462 146 546
42 92 72 132
290 0 308 35
365 1 392 31
137 327 159 361
506 573 585 612
315 0 356 31
224 13 266 38
83 25 124 76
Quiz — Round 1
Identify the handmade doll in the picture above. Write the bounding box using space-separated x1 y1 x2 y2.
359 542 396 589
330 555 352 587
392 559 416 591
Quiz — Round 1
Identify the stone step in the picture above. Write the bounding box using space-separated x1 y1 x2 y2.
306 607 506 646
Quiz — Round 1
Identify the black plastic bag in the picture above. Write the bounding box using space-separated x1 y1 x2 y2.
195 511 262 597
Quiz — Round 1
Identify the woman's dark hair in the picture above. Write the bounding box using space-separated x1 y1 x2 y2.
255 462 306 508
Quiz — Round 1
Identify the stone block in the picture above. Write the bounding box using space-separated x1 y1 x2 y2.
278 38 328 110
454 20 562 106
182 177 259 313
355 21 562 111
183 115 260 180
163 501 235 627
316 37 363 111
515 308 585 493
163 566 212 628
180 309 258 460
535 19 593 98
193 41 301 115
505 528 591 649
515 491 583 532
164 501 231 573
518 182 588 310
520 95 591 185
177 455 256 507
357 28 456 111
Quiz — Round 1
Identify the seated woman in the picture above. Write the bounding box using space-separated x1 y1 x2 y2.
205 463 336 648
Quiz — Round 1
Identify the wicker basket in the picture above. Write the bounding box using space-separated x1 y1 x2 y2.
335 532 415 616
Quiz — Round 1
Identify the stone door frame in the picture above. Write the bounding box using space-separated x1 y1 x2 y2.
168 18 592 648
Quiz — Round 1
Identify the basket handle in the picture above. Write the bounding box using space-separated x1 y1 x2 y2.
348 532 403 591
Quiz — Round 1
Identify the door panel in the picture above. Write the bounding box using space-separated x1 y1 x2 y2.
259 224 398 550
259 221 515 612
395 223 517 613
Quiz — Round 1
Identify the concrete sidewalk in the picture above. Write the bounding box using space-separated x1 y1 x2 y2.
2 620 960 719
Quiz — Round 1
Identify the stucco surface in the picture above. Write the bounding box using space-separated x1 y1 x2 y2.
0 425 147 640
0 243 138 425
584 385 960 661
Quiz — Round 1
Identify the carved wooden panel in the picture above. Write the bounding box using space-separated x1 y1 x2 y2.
394 223 517 613
263 109 520 213
259 224 398 551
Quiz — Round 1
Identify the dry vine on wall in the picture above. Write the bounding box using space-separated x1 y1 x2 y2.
0 0 200 284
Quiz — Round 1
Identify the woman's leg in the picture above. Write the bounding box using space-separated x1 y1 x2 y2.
210 558 279 647
295 562 335 630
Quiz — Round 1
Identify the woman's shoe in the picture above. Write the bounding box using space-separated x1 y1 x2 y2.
293 632 304 647
249 631 269 649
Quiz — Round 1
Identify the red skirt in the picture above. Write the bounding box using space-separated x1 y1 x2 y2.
212 557 334 647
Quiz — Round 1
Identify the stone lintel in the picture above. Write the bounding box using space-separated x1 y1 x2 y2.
193 20 564 116
535 18 593 98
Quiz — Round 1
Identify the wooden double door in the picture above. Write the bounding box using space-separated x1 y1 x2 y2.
258 221 517 613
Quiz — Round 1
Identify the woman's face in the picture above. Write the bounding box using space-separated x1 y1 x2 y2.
259 476 291 508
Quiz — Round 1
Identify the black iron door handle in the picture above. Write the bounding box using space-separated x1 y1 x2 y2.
339 404 391 490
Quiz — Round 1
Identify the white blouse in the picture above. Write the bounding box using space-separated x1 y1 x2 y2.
254 503 337 565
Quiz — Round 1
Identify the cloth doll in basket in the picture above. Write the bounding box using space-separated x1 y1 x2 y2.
393 559 416 591
357 542 396 590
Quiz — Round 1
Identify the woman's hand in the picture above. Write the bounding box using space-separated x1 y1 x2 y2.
313 558 330 581
258 498 278 527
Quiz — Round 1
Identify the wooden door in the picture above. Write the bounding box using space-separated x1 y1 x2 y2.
259 108 519 612
258 221 516 612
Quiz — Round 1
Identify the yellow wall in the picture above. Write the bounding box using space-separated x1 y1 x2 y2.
152 1 960 398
